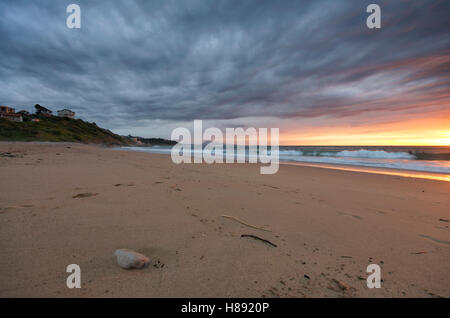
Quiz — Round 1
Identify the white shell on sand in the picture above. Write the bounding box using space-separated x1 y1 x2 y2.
114 249 150 269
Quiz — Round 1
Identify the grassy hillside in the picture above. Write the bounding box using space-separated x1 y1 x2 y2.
0 116 128 145
135 137 177 146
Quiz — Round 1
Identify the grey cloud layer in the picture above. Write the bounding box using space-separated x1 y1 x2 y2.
0 0 449 130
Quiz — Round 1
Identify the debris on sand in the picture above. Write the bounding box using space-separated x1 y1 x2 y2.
170 184 182 191
241 234 277 247
332 278 350 291
114 249 150 269
72 192 98 198
222 215 272 232
0 152 23 158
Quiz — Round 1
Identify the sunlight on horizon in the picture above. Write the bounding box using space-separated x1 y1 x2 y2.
281 131 450 146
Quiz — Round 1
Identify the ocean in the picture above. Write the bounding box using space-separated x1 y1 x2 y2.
277 146 450 174
119 145 450 179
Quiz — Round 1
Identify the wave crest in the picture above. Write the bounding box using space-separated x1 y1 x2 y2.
279 149 416 159
334 150 416 159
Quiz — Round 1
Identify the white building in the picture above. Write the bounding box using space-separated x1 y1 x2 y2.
57 109 75 119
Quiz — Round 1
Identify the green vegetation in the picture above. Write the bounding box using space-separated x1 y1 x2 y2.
135 137 177 146
0 116 128 145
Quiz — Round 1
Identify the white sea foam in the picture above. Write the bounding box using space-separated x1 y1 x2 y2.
334 150 415 159
278 149 416 159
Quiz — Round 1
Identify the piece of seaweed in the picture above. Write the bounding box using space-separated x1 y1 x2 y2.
241 234 277 247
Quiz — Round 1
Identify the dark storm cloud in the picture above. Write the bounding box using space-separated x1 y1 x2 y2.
0 0 449 130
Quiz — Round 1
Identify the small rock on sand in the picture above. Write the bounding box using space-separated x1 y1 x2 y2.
114 249 150 269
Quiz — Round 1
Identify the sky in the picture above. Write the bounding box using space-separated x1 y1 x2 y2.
0 0 449 145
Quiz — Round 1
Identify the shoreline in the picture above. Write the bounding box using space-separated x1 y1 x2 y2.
4 142 449 182
1 142 449 297
115 145 450 183
282 161 450 183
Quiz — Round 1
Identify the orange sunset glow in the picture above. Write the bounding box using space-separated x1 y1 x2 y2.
281 122 450 146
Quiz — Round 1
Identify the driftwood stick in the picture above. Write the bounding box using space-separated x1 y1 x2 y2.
221 215 272 232
241 234 277 247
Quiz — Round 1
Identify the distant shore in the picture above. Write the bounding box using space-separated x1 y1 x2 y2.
0 142 449 297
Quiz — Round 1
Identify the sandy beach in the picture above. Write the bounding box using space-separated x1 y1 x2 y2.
0 142 449 297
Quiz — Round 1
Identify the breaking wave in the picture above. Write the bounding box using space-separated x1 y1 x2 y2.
279 149 416 160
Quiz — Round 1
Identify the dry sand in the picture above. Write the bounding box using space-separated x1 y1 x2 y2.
0 142 449 297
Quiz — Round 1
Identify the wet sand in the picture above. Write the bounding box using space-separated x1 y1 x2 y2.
0 142 449 297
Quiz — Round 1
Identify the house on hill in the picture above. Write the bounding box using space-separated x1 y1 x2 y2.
35 104 52 117
57 109 75 119
0 106 15 114
18 110 30 116
0 106 23 122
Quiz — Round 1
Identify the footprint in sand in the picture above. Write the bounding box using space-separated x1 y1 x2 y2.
170 184 182 191
419 234 450 245
114 183 135 187
0 204 34 212
338 212 364 221
137 247 179 270
72 193 99 199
